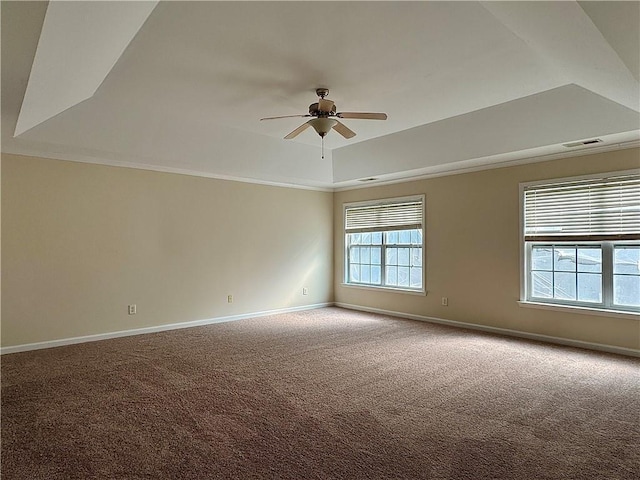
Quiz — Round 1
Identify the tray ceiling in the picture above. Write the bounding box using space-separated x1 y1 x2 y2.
2 1 638 189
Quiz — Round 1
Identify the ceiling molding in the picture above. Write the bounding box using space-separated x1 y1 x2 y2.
0 147 334 193
4 138 637 194
333 140 640 192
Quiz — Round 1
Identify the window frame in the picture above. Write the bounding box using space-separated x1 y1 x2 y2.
519 170 640 315
525 241 640 310
343 195 426 294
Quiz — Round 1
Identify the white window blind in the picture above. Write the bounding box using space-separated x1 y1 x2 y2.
524 173 640 240
345 199 423 233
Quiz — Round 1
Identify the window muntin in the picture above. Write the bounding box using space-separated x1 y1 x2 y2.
345 197 424 292
523 171 640 313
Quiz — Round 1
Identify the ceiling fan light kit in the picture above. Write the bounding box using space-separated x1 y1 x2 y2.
309 117 337 137
260 88 388 158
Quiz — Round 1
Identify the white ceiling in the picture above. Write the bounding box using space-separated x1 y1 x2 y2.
2 1 639 190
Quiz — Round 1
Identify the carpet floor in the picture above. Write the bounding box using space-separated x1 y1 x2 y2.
2 307 639 479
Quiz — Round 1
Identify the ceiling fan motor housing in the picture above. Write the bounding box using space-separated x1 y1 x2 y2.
309 102 337 117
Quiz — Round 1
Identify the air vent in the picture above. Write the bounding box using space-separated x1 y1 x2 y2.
358 177 378 182
563 138 603 148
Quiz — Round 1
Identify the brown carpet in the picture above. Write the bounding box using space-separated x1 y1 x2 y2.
2 307 639 479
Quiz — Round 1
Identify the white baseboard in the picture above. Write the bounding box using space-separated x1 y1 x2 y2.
0 303 333 355
335 302 640 358
4 302 637 358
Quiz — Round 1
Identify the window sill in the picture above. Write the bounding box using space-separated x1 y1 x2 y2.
518 301 639 320
341 283 427 296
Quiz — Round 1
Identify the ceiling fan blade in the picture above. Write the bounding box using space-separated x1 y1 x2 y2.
284 121 312 139
332 120 356 139
318 98 335 113
260 114 311 121
336 112 387 120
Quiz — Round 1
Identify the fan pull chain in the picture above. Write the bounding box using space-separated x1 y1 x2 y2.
322 136 324 159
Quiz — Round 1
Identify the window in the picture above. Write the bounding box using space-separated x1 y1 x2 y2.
522 171 640 313
344 196 424 292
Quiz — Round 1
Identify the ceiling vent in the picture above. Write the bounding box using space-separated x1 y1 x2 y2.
563 138 603 148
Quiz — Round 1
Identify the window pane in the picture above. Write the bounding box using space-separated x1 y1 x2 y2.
398 248 410 266
361 232 371 245
371 266 381 284
531 271 553 298
371 232 382 245
577 273 602 303
386 248 397 266
554 248 576 272
361 247 371 264
532 247 553 271
410 267 422 288
614 246 640 275
398 267 410 287
386 266 398 286
614 275 640 307
386 231 398 245
613 246 639 307
351 247 360 263
371 247 381 265
577 248 602 273
350 233 362 245
361 265 371 284
410 229 423 244
554 272 576 300
411 248 422 267
350 264 360 283
398 230 411 244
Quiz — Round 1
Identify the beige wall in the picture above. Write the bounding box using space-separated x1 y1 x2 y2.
334 148 640 350
3 148 639 351
1 154 334 347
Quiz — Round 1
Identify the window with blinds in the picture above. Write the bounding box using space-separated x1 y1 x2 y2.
344 196 425 292
523 174 640 241
345 199 423 233
522 171 639 312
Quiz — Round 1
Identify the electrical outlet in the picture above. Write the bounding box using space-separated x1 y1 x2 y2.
441 297 448 306
128 304 137 315
227 295 233 303
303 287 308 295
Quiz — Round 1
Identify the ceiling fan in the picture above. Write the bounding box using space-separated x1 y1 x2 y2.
260 88 387 156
